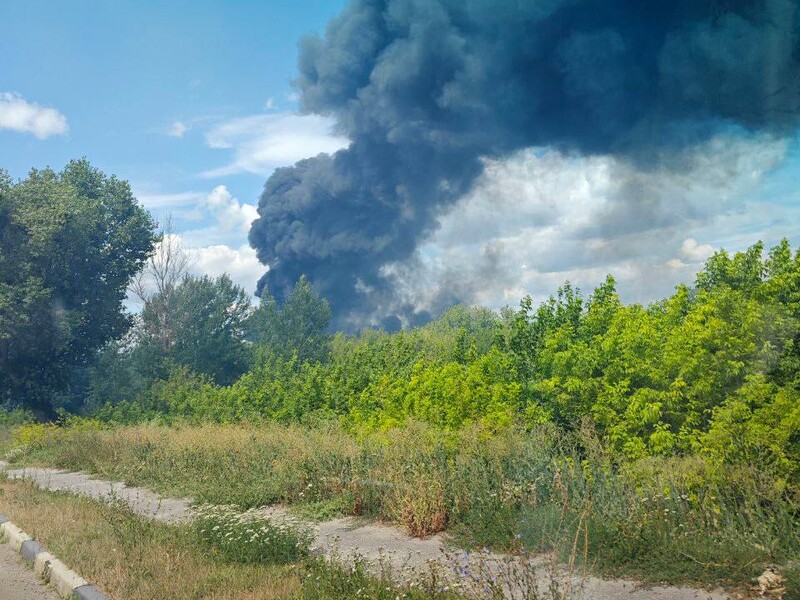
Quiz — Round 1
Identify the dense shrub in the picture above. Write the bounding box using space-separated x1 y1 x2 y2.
84 241 800 487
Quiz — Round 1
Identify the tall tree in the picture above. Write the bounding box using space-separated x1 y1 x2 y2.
134 274 253 385
248 275 331 363
129 218 194 355
0 160 156 416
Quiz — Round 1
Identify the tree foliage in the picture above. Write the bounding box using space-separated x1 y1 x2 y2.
248 275 331 363
146 274 252 385
0 160 156 415
90 273 253 405
83 239 800 486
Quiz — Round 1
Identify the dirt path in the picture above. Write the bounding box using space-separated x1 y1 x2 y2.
0 539 60 600
1 463 731 600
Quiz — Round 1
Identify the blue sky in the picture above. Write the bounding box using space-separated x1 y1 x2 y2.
1 0 348 294
2 1 799 309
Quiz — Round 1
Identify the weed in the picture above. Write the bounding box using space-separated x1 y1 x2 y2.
0 479 477 600
291 496 350 522
785 563 800 600
195 504 313 564
297 553 459 600
12 420 799 591
99 492 157 581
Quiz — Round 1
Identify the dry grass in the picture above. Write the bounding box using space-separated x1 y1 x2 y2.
0 477 302 600
394 471 448 536
12 421 800 590
0 476 471 600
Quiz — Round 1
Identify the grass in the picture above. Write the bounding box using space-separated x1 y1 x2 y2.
786 564 800 600
194 504 312 564
0 476 302 599
7 419 800 593
0 408 33 454
0 476 470 600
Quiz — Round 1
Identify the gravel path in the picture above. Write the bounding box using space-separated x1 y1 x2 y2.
1 463 731 600
3 465 192 523
0 541 59 600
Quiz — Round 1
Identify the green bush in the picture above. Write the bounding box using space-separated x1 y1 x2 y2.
81 241 800 488
27 239 800 589
0 407 34 428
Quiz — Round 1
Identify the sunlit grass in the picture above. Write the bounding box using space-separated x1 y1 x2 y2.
8 419 799 592
0 477 474 600
0 477 303 599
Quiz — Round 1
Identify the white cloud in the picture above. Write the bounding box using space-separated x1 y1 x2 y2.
386 134 791 314
204 185 259 233
187 243 265 295
0 92 68 139
181 187 264 294
179 186 264 293
201 112 349 177
135 186 259 235
129 234 265 303
680 238 715 262
665 258 688 269
168 120 188 138
137 185 261 288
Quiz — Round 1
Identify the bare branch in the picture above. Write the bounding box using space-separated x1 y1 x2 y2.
128 214 196 352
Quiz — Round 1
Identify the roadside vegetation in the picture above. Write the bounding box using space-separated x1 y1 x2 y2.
2 162 799 596
10 419 799 594
0 477 470 600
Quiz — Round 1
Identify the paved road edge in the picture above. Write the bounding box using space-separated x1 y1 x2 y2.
0 515 111 600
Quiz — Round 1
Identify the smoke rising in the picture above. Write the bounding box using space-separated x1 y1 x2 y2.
249 0 800 328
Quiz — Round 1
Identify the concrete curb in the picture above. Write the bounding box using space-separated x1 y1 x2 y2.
0 515 111 600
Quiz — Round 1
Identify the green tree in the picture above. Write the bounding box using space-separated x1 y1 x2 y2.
248 275 332 363
85 337 148 410
134 274 253 385
0 160 156 417
695 241 766 295
704 375 800 484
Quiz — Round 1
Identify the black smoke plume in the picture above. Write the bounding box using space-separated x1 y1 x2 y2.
249 0 800 329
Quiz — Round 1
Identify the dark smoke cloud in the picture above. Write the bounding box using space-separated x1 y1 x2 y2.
249 0 800 329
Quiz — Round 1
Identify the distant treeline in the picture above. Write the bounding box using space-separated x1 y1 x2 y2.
97 240 800 487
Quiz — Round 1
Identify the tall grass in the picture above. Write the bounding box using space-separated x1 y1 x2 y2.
0 478 473 600
0 407 34 453
194 504 313 564
11 419 799 589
